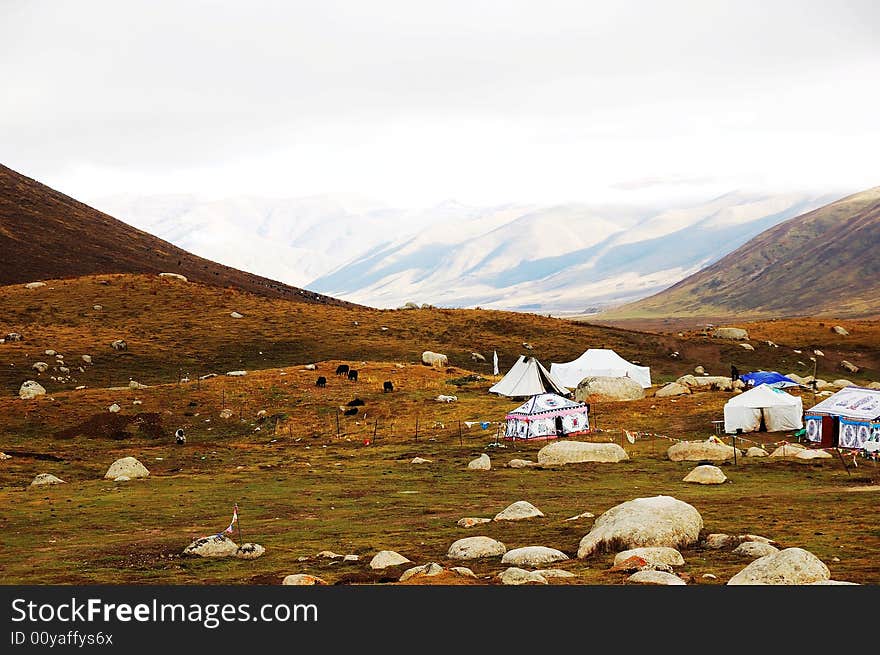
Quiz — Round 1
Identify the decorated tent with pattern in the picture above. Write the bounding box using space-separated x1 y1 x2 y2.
489 355 570 398
504 393 590 440
805 386 880 450
723 384 803 433
550 348 651 389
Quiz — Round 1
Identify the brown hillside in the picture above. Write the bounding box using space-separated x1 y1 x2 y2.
0 163 352 305
601 186 880 320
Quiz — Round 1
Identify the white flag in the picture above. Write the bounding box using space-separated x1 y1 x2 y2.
493 351 499 376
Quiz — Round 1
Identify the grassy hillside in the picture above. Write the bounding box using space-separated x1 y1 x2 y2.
600 186 880 320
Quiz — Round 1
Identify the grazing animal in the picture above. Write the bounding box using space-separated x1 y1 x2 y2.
383 381 394 393
343 407 358 416
315 376 327 388
347 369 358 381
175 428 186 445
335 364 350 376
347 398 365 407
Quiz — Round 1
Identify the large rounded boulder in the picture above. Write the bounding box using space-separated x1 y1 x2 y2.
537 440 628 465
713 327 749 340
183 535 239 557
493 501 544 521
421 351 448 367
447 536 506 560
727 548 830 585
501 546 569 567
19 380 47 400
575 376 644 402
682 464 727 484
104 456 150 479
577 496 703 558
667 439 737 462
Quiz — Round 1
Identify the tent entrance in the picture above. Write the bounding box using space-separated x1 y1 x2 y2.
555 416 564 437
758 410 767 432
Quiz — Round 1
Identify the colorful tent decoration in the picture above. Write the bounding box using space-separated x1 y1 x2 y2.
739 371 800 389
550 349 651 389
806 386 880 450
504 393 590 441
723 385 803 433
489 356 570 398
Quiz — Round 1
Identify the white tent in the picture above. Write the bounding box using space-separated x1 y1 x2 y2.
550 348 651 389
489 356 570 398
505 393 590 440
723 385 803 433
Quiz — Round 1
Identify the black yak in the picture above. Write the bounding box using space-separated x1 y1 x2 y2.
315 376 327 387
347 369 358 381
335 364 350 376
383 381 394 393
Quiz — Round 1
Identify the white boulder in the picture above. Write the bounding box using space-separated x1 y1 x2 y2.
682 464 727 485
727 547 830 585
104 456 150 479
667 439 737 462
369 550 411 569
494 501 544 521
467 454 491 470
30 473 65 487
502 546 569 567
575 376 644 401
498 568 547 585
183 535 238 557
537 440 628 465
628 570 686 585
19 380 46 399
282 574 327 585
731 542 779 559
613 547 684 568
447 536 507 560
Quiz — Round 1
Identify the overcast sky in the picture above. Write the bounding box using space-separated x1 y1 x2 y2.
2 0 878 207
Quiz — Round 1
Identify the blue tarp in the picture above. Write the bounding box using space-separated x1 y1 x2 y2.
740 371 800 389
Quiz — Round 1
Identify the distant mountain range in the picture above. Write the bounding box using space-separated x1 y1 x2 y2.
92 190 840 312
601 186 880 320
0 164 352 305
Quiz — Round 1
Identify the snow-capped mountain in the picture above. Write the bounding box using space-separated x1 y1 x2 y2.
90 190 841 312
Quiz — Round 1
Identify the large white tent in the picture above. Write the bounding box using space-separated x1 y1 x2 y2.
489 356 570 398
550 348 651 389
723 385 803 433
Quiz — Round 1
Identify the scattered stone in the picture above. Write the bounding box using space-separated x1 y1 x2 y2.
656 382 690 398
316 551 343 559
369 550 411 569
114 476 131 482
219 409 234 419
694 366 705 375
158 273 188 282
25 281 46 289
507 458 538 468
447 536 507 559
4 332 23 341
738 343 755 351
467 454 491 470
104 456 149 479
410 457 432 464
230 311 244 319
575 376 644 401
93 305 102 311
831 325 849 336
746 447 769 457
577 496 703 558
769 443 807 457
81 355 92 364
30 473 65 487
470 352 486 362
840 361 859 374
807 580 859 585
111 339 127 351
59 366 70 374
537 440 628 465
795 449 833 460
628 570 686 585
702 573 718 580
435 394 458 402
129 381 148 390
713 327 749 340
303 364 317 370
457 517 492 528
421 351 449 367
19 380 46 399
494 501 544 521
498 567 547 585
727 547 830 585
682 464 727 485
282 574 327 585
813 349 824 357
502 546 569 567
833 379 854 388
183 535 238 557
703 534 734 549
32 362 49 373
564 511 595 522
614 547 684 568
399 562 444 582
675 375 735 391
343 554 359 562
200 373 217 380
226 370 247 377
235 543 265 559
535 569 576 579
0 452 10 460
732 542 779 559
667 439 737 462
108 403 121 413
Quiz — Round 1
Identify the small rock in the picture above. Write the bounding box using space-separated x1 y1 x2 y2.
230 311 244 319
627 570 686 585
738 343 755 351
694 366 705 375
111 339 127 351
501 546 569 567
702 573 718 580
29 473 65 487
795 449 833 460
450 566 477 579
219 409 234 419
25 281 46 289
183 535 238 557
840 361 859 374
732 542 779 559
499 567 547 585
32 362 49 373
343 554 359 562
108 403 121 413
769 443 807 457
282 574 327 585
746 447 769 457
316 551 343 559
113 476 131 482
447 536 506 559
535 569 576 579
235 543 265 559
158 273 188 282
494 500 544 521
682 464 727 485
564 511 595 521
467 454 491 470
410 457 432 464
831 325 849 336
81 355 92 364
656 382 691 398
226 370 247 377
507 458 537 468
613 547 684 568
813 350 824 357
457 517 492 528
369 550 411 569
399 562 444 582
19 380 47 399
